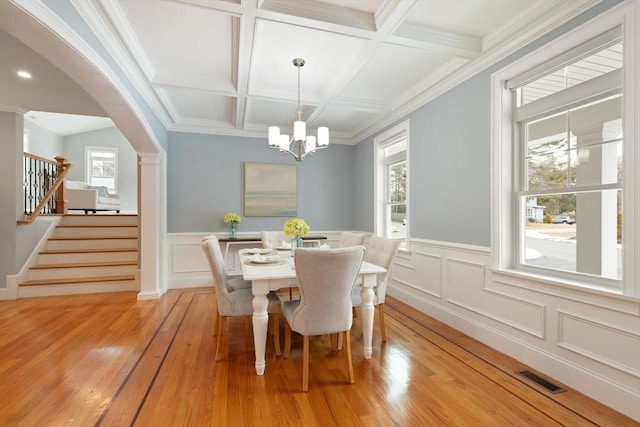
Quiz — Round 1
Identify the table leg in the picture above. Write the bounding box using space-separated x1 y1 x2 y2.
252 282 269 375
360 273 376 359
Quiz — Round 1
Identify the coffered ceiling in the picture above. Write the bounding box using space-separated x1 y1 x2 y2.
4 0 598 142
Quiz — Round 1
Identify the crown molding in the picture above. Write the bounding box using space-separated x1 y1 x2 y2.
352 0 604 145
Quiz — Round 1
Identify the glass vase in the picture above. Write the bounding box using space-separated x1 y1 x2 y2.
229 222 237 239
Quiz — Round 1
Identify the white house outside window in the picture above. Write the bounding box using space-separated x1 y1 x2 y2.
86 146 117 194
492 6 637 296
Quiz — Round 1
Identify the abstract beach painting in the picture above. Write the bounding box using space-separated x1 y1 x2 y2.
244 162 297 216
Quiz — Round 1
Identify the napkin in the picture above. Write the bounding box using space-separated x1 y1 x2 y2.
280 241 292 249
246 248 273 254
250 254 280 263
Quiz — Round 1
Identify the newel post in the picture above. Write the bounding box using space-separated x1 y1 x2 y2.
55 156 70 214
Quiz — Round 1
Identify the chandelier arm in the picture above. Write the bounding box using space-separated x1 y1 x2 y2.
267 57 328 162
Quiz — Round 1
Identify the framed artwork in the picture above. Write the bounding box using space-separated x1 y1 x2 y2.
244 162 297 216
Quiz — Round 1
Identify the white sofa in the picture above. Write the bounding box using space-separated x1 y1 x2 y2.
65 180 121 214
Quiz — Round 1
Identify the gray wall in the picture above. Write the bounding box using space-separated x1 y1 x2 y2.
0 112 22 287
352 0 622 248
167 132 354 233
24 121 63 159
63 127 138 211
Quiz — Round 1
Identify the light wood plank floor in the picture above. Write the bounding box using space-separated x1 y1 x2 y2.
0 289 636 426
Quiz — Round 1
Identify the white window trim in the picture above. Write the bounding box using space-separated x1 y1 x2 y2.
374 119 410 246
85 145 118 193
490 1 638 296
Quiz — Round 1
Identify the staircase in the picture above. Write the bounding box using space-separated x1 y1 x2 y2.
18 214 139 298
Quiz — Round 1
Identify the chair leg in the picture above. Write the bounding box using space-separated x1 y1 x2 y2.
283 321 291 358
352 307 357 318
337 332 343 350
379 304 387 342
272 313 281 356
344 330 354 384
213 313 221 337
302 335 309 392
215 316 225 361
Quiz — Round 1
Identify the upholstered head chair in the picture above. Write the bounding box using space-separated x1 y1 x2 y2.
351 235 401 341
338 231 365 248
201 235 281 359
282 246 365 391
202 234 250 291
261 231 286 249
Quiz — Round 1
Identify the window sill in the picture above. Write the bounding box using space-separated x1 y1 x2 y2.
489 267 639 304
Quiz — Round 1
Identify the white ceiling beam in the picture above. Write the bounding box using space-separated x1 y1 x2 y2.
391 22 482 59
260 0 376 31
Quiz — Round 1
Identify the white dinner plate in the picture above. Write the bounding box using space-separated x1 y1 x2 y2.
275 246 291 251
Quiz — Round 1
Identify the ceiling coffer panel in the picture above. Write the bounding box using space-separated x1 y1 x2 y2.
119 0 237 92
248 19 370 102
160 88 235 124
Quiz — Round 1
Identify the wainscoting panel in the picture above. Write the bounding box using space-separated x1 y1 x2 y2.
409 250 442 298
557 311 640 376
173 243 208 273
386 237 640 421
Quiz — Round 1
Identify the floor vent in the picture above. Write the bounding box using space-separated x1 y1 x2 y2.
516 370 566 394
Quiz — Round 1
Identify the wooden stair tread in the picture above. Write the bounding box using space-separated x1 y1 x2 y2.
31 261 137 270
55 225 138 228
63 213 137 216
39 248 137 254
48 236 137 241
20 275 136 286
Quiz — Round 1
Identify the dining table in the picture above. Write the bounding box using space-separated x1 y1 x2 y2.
240 248 387 375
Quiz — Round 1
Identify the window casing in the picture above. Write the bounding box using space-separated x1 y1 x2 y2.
492 4 638 296
375 120 409 246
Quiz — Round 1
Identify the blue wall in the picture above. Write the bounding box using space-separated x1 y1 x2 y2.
353 0 622 248
167 132 354 233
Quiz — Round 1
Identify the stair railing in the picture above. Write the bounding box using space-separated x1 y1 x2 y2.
19 154 72 224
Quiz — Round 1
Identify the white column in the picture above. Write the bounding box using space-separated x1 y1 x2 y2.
137 152 165 299
574 124 618 278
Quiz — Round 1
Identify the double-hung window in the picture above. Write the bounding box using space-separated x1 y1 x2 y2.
493 4 637 295
375 120 409 245
85 146 117 193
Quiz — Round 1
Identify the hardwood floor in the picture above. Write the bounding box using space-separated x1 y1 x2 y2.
0 289 636 426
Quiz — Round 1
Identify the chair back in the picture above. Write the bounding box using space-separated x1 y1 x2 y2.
201 235 234 315
364 236 401 304
261 231 286 249
290 246 365 335
338 231 365 247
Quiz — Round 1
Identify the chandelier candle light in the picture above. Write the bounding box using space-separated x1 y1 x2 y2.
268 58 329 161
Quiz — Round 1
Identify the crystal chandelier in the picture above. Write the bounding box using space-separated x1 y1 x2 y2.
268 58 329 161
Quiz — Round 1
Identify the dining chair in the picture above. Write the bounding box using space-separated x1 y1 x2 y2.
261 231 287 249
202 235 251 291
338 231 365 247
201 235 282 360
351 235 401 342
282 246 365 391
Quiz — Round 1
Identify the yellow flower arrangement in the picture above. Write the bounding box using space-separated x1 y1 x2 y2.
223 212 241 224
283 218 310 238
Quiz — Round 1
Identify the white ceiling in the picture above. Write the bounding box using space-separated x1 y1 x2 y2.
3 0 597 141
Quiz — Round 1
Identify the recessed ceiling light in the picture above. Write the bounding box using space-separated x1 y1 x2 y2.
17 70 32 79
